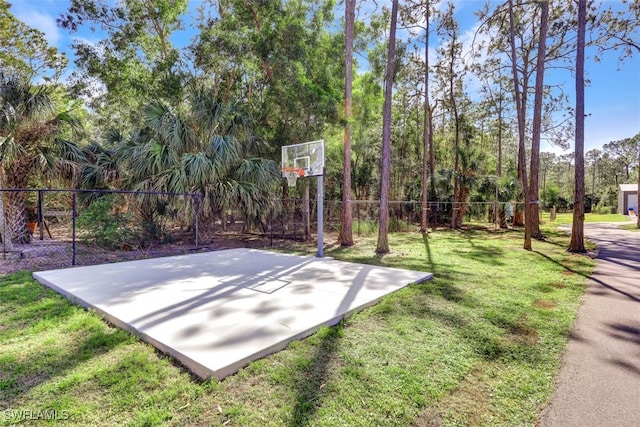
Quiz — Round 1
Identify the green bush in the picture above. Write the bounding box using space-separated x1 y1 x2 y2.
593 201 613 215
389 216 410 232
353 219 378 236
77 195 140 250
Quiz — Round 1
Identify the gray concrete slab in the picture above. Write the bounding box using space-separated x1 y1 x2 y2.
33 248 432 379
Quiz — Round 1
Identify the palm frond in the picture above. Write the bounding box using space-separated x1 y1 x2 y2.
208 135 240 165
0 135 23 164
234 158 279 187
181 152 215 189
144 102 197 152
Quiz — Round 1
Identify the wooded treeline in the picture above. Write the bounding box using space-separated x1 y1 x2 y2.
1 0 638 250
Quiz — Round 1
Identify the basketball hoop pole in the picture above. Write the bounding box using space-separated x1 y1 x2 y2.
317 170 324 258
281 139 325 258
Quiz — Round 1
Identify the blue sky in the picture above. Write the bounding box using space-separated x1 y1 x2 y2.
9 0 640 155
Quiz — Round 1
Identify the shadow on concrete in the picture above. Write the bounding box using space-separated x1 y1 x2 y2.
533 250 640 304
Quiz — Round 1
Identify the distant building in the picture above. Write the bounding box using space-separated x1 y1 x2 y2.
618 184 638 215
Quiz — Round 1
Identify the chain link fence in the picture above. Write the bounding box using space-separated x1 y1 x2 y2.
0 189 196 274
323 200 525 235
0 188 524 274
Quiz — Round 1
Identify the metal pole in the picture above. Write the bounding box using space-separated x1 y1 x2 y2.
38 190 44 240
317 173 324 257
72 191 77 266
194 194 200 249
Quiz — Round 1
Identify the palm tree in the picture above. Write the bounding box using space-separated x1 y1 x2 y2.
0 74 84 243
451 146 487 228
497 176 521 228
109 84 279 236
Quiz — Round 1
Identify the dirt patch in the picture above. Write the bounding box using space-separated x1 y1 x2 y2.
533 299 557 310
560 270 575 276
411 407 444 427
412 366 497 426
0 232 316 275
550 282 566 289
505 317 539 346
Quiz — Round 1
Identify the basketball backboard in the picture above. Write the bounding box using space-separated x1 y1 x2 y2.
281 139 325 178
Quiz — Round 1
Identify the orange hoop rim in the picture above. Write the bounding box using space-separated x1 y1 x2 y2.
281 166 305 177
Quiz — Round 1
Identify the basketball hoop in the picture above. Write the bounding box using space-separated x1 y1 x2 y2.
282 167 305 187
281 139 325 257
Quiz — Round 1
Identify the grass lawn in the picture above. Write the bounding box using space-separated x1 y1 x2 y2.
0 225 593 426
619 222 640 231
540 211 630 225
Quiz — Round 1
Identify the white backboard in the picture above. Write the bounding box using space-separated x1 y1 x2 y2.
281 140 325 177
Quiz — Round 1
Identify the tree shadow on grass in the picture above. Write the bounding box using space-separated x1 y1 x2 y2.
430 230 507 266
422 233 434 272
0 273 135 406
289 325 342 426
421 233 463 282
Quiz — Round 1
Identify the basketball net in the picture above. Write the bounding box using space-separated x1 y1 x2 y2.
282 167 305 187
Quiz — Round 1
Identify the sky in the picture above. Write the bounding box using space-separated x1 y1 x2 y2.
8 0 640 156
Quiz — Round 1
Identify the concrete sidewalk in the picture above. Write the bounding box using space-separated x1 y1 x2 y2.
540 221 640 426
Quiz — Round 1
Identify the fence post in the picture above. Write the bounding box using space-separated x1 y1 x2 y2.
269 205 273 247
72 191 77 266
38 190 44 240
280 200 289 240
194 194 200 249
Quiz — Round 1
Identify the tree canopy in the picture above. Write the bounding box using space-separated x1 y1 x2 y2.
1 0 639 246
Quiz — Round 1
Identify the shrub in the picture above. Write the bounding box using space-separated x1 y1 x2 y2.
389 216 410 232
593 202 613 215
353 219 377 236
77 195 140 250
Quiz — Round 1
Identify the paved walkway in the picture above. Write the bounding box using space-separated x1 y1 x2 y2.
540 221 640 426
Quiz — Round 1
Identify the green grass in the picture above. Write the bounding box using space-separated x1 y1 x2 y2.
0 225 593 426
541 211 630 224
619 222 640 231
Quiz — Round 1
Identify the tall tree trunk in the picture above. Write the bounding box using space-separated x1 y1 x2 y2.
497 95 503 177
0 169 14 251
429 103 436 203
569 0 587 252
449 34 461 229
376 0 398 254
421 0 431 233
340 0 356 246
508 0 531 249
5 163 32 244
450 116 460 228
528 0 548 240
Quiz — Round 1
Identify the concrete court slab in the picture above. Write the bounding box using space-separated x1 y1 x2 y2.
33 248 432 379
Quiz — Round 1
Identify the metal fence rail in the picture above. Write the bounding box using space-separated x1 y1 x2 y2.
0 189 202 273
1 188 525 274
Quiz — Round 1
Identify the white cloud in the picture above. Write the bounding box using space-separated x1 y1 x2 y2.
14 10 62 46
74 36 99 48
